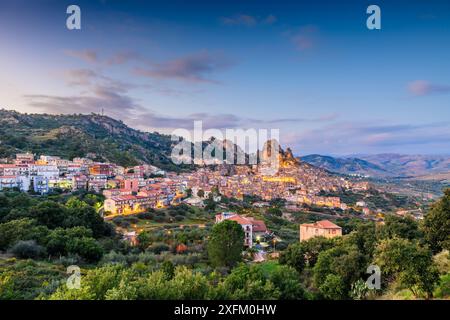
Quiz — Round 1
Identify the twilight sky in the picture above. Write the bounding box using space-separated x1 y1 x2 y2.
1 0 449 156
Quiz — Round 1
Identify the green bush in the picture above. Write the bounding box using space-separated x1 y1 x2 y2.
9 240 47 259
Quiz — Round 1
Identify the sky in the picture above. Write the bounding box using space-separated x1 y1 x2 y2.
0 0 449 156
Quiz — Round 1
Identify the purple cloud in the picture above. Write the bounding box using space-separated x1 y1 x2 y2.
287 25 319 51
64 49 99 63
134 52 234 84
132 111 337 131
24 83 140 119
408 80 450 96
63 69 99 86
284 120 450 155
106 51 141 65
221 14 277 27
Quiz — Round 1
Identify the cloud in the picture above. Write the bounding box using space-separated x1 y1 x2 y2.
133 51 234 84
24 84 140 120
132 112 337 131
63 69 99 86
264 15 277 25
407 80 450 96
63 49 234 85
25 67 142 120
221 14 277 27
106 51 141 65
284 120 450 155
286 25 319 51
134 113 241 130
65 48 143 66
64 49 99 63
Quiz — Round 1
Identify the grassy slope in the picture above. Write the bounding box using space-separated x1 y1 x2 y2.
0 109 192 171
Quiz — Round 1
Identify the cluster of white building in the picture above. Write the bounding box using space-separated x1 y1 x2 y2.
0 153 165 195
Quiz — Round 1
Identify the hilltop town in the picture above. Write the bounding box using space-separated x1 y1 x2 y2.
1 143 426 246
1 147 402 219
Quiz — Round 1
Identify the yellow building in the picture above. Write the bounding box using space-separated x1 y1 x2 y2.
299 220 342 242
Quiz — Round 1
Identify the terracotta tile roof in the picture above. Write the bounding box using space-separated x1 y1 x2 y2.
227 215 252 225
302 219 341 229
111 195 137 201
247 217 267 232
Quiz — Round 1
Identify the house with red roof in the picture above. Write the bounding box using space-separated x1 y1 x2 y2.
215 212 268 247
299 220 342 242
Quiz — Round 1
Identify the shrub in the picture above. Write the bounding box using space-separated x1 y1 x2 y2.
147 242 170 254
137 212 154 220
9 240 46 259
434 273 450 298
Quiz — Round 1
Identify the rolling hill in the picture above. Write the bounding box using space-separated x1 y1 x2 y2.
357 153 450 177
300 154 389 177
0 109 191 171
301 153 450 178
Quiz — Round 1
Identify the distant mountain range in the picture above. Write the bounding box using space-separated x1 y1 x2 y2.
0 109 292 172
300 154 389 177
2 109 449 178
301 153 450 178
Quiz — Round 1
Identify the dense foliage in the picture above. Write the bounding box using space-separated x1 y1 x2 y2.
0 189 449 300
0 109 191 171
208 220 244 267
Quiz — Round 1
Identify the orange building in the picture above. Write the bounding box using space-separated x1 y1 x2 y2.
299 220 342 242
89 164 114 176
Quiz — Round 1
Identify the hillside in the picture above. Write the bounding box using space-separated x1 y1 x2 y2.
301 153 450 178
0 109 191 171
358 153 450 177
300 154 389 177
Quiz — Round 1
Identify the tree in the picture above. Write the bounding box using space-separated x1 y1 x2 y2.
9 240 46 259
350 279 369 300
65 205 107 238
313 244 366 298
377 214 422 241
279 236 334 273
30 201 67 229
0 218 49 251
267 207 282 217
46 226 103 262
374 237 439 298
345 222 377 258
421 189 450 253
49 264 126 300
136 267 210 300
161 261 175 280
207 220 244 267
197 189 205 198
204 194 216 211
0 194 10 219
269 265 306 299
278 243 306 273
46 226 92 256
67 237 104 262
299 236 335 267
218 264 280 299
319 274 346 300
